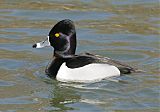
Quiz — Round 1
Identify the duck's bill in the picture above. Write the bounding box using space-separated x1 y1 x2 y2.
32 36 50 48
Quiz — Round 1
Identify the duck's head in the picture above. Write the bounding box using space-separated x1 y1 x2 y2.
33 19 77 57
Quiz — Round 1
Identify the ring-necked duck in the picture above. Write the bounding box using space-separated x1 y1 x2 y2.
33 19 141 82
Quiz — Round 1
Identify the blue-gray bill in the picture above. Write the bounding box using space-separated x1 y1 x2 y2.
32 36 50 48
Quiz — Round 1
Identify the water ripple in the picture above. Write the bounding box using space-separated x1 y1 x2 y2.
0 80 15 87
0 96 37 105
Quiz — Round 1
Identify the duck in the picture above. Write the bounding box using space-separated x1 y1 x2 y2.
32 19 141 83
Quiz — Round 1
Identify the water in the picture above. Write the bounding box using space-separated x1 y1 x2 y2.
0 0 159 111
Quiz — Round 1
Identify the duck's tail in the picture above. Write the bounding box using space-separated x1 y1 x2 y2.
118 67 145 74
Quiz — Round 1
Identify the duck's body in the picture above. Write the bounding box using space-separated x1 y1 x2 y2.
33 19 140 83
45 52 138 82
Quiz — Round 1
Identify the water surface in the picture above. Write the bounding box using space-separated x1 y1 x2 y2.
0 0 159 112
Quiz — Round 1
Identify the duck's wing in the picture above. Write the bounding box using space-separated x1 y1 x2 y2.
66 52 143 74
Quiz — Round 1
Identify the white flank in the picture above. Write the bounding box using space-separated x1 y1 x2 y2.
56 62 120 83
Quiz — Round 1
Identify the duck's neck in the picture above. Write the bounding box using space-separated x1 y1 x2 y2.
46 52 76 78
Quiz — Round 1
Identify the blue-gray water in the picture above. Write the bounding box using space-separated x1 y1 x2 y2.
0 0 159 112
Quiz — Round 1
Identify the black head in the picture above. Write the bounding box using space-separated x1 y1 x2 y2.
32 19 77 78
48 19 77 56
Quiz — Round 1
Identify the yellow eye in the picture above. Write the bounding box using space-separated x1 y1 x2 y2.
55 33 60 38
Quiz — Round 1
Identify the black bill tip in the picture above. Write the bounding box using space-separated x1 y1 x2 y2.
32 44 37 48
